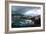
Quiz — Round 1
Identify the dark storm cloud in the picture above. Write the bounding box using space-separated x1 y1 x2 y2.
12 6 41 16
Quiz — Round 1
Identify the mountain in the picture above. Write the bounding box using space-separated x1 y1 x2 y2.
12 14 24 16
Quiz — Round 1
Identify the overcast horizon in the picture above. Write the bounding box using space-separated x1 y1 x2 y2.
12 6 41 16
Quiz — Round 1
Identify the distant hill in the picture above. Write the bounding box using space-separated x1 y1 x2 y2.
12 14 24 16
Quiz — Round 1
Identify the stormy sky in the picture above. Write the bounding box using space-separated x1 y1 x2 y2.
11 6 41 16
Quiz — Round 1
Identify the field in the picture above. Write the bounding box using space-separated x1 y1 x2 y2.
12 14 41 28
